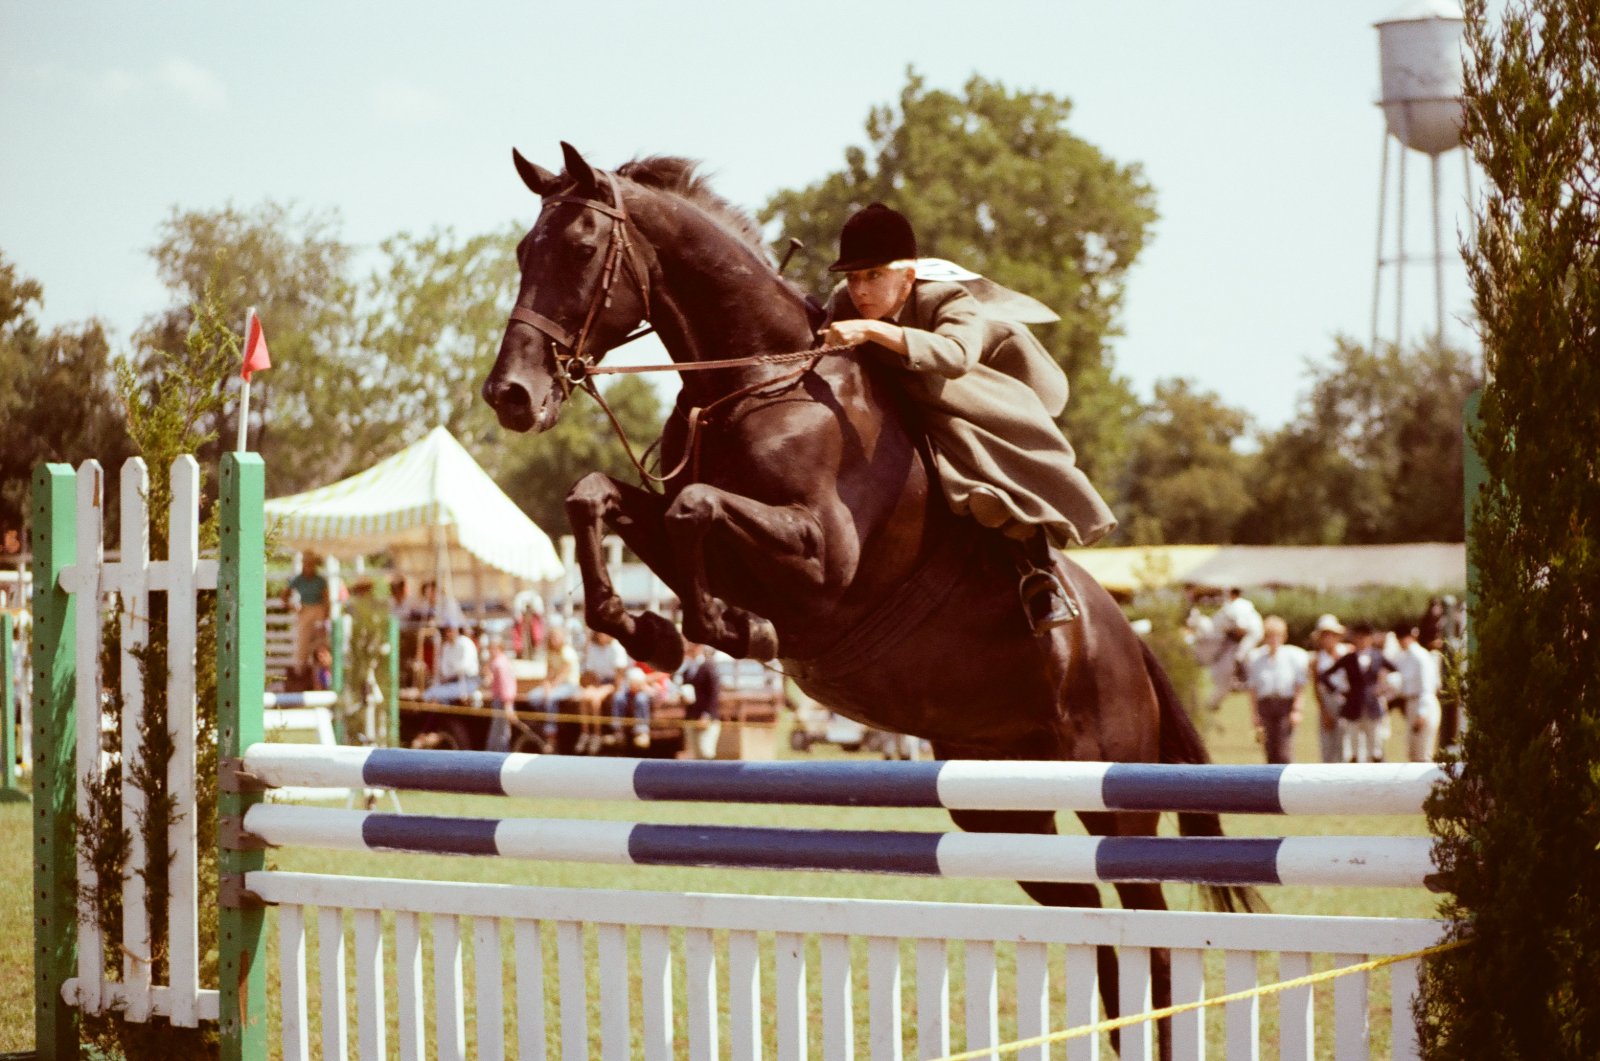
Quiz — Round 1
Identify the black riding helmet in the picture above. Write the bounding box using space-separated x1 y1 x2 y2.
829 202 918 272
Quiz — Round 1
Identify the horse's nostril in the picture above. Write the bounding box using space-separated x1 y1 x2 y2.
485 378 533 413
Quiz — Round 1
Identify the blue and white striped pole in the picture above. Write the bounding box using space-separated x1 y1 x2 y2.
240 803 1437 889
241 745 1445 816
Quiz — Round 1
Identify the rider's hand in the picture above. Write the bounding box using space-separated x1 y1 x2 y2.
824 319 880 346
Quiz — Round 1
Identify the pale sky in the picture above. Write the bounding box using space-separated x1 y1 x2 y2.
0 1 1478 430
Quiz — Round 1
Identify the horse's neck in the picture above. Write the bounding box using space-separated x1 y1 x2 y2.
633 199 814 393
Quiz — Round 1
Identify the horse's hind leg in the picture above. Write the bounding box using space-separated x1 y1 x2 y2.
1080 809 1175 1061
943 806 1141 1058
565 472 685 670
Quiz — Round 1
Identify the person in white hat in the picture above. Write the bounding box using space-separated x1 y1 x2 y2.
1308 614 1350 764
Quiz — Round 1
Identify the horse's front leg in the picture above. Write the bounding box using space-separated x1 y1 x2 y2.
565 472 686 671
663 483 828 660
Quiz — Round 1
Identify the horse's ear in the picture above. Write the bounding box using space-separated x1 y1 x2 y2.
512 148 561 197
560 141 598 192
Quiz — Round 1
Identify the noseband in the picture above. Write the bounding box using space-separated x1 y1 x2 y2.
506 176 654 395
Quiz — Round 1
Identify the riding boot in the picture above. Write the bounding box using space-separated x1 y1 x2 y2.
1009 533 1079 636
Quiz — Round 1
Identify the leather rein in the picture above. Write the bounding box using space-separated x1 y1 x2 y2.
504 176 856 489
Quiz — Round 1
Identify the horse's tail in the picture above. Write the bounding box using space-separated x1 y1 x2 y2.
1141 639 1269 914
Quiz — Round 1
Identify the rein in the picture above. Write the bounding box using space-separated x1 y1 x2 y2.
505 172 861 491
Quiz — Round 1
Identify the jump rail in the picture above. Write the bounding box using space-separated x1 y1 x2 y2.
241 743 1445 814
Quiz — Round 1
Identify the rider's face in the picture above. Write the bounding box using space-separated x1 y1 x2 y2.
846 265 915 321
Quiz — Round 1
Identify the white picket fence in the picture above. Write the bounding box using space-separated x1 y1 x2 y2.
254 871 1440 1061
40 455 1450 1060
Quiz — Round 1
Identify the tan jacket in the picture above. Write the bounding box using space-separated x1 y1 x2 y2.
826 280 1116 547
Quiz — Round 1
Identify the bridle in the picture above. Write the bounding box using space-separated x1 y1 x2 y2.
505 175 655 397
501 171 860 489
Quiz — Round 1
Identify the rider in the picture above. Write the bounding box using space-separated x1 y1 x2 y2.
820 202 1117 636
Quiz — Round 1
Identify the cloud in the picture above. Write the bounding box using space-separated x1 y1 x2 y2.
157 58 227 111
94 68 141 99
370 80 449 126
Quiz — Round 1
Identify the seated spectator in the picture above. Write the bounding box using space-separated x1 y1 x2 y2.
527 626 579 741
575 630 628 754
423 623 480 704
609 666 654 749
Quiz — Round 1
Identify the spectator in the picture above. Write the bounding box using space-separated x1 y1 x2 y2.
1388 624 1443 761
485 638 520 753
678 642 722 723
528 626 579 743
576 630 628 754
312 644 334 692
282 553 329 678
1418 597 1447 651
1320 621 1397 763
1216 587 1264 680
1308 614 1350 764
677 642 724 760
1244 615 1309 764
510 602 545 660
424 623 480 703
609 666 653 749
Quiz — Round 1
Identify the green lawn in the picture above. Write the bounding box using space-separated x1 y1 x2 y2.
0 691 1442 1055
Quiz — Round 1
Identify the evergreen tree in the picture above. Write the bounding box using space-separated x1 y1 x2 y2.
1420 2 1600 1055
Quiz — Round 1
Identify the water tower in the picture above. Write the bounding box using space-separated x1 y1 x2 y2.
1370 0 1469 350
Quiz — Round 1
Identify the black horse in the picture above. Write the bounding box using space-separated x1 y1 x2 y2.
483 143 1257 1056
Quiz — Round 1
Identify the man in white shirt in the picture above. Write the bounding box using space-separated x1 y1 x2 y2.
424 623 481 704
1217 587 1264 679
1388 624 1442 761
1244 615 1310 764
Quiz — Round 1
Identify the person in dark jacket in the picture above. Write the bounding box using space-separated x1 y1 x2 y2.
678 642 721 722
1319 621 1397 763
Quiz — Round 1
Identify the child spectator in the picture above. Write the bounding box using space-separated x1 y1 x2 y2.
485 638 519 753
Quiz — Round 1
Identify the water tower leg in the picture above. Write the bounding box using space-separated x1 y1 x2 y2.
1371 131 1391 354
1431 152 1445 344
1396 146 1408 348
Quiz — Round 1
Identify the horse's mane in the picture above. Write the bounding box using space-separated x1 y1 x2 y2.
613 155 770 261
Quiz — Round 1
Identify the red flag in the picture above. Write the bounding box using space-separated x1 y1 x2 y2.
241 310 272 381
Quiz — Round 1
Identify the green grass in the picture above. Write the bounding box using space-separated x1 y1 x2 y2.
0 691 1442 1055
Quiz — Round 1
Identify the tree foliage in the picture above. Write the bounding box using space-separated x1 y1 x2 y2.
1242 338 1479 545
760 69 1157 497
0 251 133 539
1419 2 1600 1056
1120 378 1252 544
136 200 360 493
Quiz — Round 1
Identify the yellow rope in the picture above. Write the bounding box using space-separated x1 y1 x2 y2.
934 938 1470 1061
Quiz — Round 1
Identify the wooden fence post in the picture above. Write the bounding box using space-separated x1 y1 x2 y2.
32 463 78 1060
387 614 401 747
1 611 24 802
217 452 267 1061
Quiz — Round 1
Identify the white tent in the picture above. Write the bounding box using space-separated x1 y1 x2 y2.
264 426 564 609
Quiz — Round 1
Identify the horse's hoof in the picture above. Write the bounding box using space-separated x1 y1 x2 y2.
745 618 780 661
633 611 685 672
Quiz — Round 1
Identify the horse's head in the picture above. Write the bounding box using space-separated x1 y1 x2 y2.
483 142 653 433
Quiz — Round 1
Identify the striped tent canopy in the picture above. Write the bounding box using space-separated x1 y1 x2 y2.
264 426 564 588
